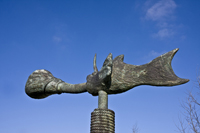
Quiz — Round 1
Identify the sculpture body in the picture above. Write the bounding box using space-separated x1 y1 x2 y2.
86 48 188 96
25 48 189 133
25 48 189 98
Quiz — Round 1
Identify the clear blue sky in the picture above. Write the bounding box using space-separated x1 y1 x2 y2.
0 0 199 133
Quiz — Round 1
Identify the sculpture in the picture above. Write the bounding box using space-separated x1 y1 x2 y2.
25 48 189 133
25 48 189 98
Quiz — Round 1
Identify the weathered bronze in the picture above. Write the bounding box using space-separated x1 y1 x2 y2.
91 109 115 133
25 48 189 133
25 48 189 99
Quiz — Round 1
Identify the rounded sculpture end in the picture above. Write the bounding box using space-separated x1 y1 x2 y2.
25 69 55 99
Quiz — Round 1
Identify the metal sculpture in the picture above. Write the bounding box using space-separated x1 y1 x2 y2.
25 48 189 133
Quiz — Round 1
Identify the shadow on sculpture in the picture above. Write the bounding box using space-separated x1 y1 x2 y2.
25 48 189 133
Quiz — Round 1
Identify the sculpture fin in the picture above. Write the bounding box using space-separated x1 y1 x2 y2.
108 48 189 94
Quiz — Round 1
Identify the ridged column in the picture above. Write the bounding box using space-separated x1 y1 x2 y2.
90 108 115 133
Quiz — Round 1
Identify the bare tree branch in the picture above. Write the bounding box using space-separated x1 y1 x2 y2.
176 116 187 133
132 123 139 133
177 75 200 133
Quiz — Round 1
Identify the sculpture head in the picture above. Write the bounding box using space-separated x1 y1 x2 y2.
86 53 112 96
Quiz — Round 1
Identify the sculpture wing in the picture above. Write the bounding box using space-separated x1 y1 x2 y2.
108 48 189 94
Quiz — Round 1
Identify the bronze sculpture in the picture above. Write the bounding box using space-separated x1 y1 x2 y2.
25 48 189 133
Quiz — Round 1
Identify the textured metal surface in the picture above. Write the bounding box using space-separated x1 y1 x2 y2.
98 90 108 109
86 48 189 96
25 69 87 99
25 69 62 99
91 109 115 133
24 48 190 133
25 48 189 99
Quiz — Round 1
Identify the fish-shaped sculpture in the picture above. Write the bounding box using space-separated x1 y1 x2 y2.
25 48 189 99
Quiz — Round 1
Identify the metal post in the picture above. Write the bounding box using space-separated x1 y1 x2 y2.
98 90 108 109
90 90 115 133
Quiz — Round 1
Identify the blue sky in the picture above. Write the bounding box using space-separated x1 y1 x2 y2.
0 0 200 133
